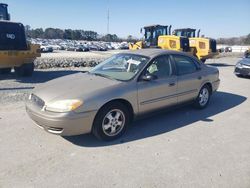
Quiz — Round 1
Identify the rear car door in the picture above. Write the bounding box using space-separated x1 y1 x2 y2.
137 55 177 113
171 55 202 103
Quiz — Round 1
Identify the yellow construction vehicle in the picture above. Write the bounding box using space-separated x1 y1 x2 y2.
129 25 167 50
172 28 218 62
129 25 189 52
0 3 40 76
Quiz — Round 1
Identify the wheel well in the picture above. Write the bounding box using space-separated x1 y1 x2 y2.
98 99 134 121
204 82 212 94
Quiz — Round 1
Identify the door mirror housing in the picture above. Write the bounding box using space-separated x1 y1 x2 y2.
141 74 157 81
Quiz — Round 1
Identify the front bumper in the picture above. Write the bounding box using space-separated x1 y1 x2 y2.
212 79 220 92
26 102 97 136
234 66 250 76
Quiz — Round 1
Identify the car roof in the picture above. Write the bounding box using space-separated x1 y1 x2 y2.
123 49 190 59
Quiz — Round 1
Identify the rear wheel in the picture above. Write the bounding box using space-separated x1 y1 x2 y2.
14 62 34 77
0 68 12 74
194 85 211 109
92 102 130 141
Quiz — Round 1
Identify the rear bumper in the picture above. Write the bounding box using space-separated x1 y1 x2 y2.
26 103 97 136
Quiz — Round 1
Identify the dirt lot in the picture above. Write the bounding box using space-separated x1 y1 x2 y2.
0 56 250 187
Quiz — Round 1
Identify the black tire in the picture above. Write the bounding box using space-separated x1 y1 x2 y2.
201 59 206 63
0 68 12 74
194 85 211 109
14 62 34 77
92 102 130 141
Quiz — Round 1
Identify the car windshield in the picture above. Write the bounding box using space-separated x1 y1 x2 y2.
89 54 149 81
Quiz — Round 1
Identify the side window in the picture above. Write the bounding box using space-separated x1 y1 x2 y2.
199 42 206 49
147 56 172 79
173 55 198 75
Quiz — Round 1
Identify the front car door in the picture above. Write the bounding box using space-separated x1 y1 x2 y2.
137 55 178 113
171 55 202 103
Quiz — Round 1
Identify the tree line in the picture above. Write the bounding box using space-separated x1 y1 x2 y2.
25 25 137 42
217 34 250 45
25 25 250 45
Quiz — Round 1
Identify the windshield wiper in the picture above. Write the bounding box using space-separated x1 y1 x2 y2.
90 72 117 81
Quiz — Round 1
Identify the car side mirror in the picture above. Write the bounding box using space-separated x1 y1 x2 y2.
141 74 157 81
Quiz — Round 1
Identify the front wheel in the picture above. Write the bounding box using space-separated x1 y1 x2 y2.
92 102 130 141
194 85 211 109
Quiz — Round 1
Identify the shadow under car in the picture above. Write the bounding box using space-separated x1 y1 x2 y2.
64 91 247 147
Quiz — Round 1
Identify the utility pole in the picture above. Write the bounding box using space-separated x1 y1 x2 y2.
107 0 110 34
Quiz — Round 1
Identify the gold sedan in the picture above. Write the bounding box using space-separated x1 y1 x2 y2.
26 49 220 141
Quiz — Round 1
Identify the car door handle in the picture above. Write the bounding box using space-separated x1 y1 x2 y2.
169 82 176 86
197 76 202 80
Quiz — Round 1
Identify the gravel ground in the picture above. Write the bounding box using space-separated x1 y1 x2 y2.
34 51 243 69
35 50 122 68
0 56 250 188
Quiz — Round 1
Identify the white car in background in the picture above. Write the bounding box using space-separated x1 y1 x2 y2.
40 45 53 53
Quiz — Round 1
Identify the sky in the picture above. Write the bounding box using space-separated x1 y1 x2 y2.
2 0 250 39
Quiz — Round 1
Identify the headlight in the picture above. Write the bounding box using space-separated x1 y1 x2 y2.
236 63 242 68
45 99 83 112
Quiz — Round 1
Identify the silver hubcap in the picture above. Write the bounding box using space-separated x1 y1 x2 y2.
102 109 125 137
199 88 209 106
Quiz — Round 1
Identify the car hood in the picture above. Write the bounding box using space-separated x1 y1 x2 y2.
33 72 121 103
239 58 250 66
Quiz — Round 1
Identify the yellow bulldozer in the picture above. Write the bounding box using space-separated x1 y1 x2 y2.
0 3 40 76
172 28 218 62
129 25 190 52
129 25 218 62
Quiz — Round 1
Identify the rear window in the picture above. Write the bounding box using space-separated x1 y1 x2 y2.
173 55 198 75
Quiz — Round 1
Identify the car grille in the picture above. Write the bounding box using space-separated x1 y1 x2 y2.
30 94 45 109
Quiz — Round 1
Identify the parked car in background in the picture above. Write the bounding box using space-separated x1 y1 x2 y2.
244 48 250 57
58 45 66 50
225 47 232 52
88 44 100 51
26 49 220 141
218 47 225 53
79 45 90 52
30 38 132 52
40 45 53 53
234 55 250 77
66 46 76 51
72 45 90 52
88 44 107 51
119 42 129 49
